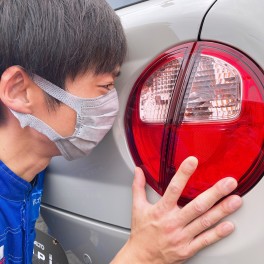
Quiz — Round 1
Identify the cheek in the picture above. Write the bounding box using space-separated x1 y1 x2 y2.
31 88 77 137
37 103 77 137
52 104 77 137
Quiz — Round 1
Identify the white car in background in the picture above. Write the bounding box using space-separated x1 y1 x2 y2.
36 0 264 263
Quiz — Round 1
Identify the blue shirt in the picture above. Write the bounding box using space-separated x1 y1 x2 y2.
0 161 45 264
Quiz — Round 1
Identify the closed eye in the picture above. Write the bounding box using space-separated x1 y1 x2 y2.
98 83 115 91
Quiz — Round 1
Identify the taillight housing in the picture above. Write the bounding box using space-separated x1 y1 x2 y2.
125 41 264 206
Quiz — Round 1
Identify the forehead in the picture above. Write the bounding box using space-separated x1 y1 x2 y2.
77 67 121 81
95 67 121 79
65 67 120 85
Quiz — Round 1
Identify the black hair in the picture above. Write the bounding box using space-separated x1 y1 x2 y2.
0 0 127 88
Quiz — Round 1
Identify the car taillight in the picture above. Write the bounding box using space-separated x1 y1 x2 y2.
125 41 264 206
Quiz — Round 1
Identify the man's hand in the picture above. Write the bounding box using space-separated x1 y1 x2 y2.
112 156 242 264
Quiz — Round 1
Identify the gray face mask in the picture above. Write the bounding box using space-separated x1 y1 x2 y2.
10 74 119 160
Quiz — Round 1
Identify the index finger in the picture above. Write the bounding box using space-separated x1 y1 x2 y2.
160 156 198 210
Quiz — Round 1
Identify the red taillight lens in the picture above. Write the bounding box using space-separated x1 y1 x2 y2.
125 41 264 206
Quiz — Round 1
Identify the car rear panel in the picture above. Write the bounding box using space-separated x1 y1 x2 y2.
200 0 264 68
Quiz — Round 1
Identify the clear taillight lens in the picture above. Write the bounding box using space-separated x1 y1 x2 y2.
140 58 183 123
183 54 241 122
125 42 264 206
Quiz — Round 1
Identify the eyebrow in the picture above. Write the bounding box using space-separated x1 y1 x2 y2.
112 70 121 78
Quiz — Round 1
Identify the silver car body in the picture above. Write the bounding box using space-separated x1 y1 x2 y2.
41 0 264 263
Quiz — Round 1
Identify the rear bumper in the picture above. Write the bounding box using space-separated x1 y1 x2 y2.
40 204 130 264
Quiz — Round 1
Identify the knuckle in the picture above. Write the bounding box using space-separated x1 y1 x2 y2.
220 200 231 214
132 202 140 212
177 250 188 260
200 216 211 229
163 220 176 234
152 203 168 221
201 236 210 248
161 199 171 212
156 200 168 214
177 247 194 260
168 180 181 194
193 200 206 214
215 182 226 197
132 181 137 192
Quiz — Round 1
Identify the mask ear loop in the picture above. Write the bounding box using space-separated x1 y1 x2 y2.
32 74 118 114
7 74 75 142
9 109 62 141
32 75 83 113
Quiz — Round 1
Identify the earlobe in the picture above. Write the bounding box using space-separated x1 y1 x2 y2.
0 66 33 114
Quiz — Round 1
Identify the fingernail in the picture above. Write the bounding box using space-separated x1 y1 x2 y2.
222 222 234 235
184 157 198 171
228 196 242 211
223 178 237 192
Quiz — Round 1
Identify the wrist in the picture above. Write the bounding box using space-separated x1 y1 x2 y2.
111 239 151 264
110 240 136 264
111 238 167 264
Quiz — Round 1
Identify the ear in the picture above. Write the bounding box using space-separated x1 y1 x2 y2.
0 66 33 113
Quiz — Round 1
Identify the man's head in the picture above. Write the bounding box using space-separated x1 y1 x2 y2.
0 0 127 161
0 0 127 88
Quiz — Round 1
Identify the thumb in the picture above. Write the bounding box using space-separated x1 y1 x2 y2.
132 167 147 208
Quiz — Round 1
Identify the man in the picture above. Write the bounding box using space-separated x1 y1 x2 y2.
0 0 242 263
